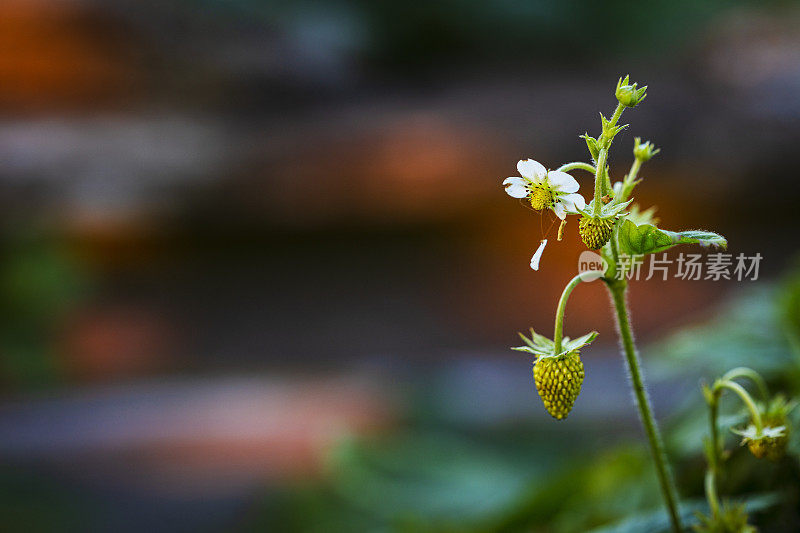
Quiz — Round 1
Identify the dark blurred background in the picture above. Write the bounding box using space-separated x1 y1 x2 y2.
1 1 800 531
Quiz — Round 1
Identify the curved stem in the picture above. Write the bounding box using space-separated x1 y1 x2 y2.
553 273 592 354
717 380 763 434
556 162 596 174
721 367 768 401
606 280 683 533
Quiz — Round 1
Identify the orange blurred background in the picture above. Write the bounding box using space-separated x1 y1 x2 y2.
0 0 798 531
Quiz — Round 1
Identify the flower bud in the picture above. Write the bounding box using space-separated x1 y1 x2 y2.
633 137 660 162
615 75 647 108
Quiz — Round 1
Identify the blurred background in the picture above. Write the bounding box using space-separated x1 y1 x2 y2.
0 0 800 531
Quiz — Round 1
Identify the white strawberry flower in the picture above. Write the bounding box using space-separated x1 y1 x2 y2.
503 159 586 220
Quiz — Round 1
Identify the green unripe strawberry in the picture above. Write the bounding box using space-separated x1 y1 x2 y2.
765 432 789 461
533 351 585 420
746 431 787 461
747 438 769 459
761 395 792 461
578 215 614 249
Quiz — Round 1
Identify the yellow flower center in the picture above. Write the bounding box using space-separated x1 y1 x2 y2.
529 185 554 210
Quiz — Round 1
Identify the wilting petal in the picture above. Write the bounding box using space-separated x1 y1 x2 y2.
553 202 567 220
560 193 586 212
503 177 529 198
530 239 547 270
517 159 546 181
546 171 579 193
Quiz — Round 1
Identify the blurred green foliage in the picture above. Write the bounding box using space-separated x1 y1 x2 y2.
0 234 87 389
247 262 800 532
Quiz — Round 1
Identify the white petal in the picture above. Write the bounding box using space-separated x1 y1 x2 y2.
503 177 529 198
546 171 579 193
530 239 547 271
517 159 546 181
559 193 586 212
553 202 567 220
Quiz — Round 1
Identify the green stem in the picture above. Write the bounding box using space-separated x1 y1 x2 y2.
593 148 608 216
620 158 642 202
592 103 625 215
716 380 763 434
704 470 720 519
606 280 683 533
609 103 624 129
553 273 593 354
721 367 768 401
556 162 596 174
703 387 722 522
708 391 721 470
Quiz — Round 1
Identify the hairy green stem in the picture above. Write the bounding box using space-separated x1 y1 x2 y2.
556 162 597 174
620 158 642 202
609 103 625 129
592 148 608 216
606 280 683 533
592 103 625 214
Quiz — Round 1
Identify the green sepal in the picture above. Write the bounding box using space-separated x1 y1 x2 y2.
561 331 599 353
577 198 633 219
599 113 627 144
513 328 598 359
513 328 554 357
617 218 727 256
580 133 600 161
626 204 659 227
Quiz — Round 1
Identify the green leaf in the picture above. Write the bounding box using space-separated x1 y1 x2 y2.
617 219 727 256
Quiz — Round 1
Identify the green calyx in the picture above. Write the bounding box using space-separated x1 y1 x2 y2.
513 328 598 359
694 501 756 533
633 136 660 162
615 75 647 108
